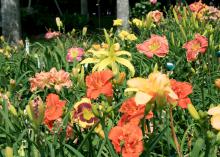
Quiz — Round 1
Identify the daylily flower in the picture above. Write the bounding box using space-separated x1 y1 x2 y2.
44 94 66 130
148 10 163 23
86 70 113 99
66 47 84 62
189 1 207 13
81 30 135 76
150 0 157 4
182 34 208 62
118 97 153 126
118 30 137 41
132 18 143 27
109 123 143 157
208 105 220 131
45 30 60 39
29 67 72 92
126 70 178 106
71 98 98 128
170 79 193 109
136 34 169 58
113 19 123 26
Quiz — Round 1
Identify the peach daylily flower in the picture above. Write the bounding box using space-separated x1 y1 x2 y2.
109 123 143 157
136 34 169 58
29 68 72 92
189 1 207 13
208 106 220 131
170 79 193 109
148 10 163 23
45 31 60 39
215 79 220 89
182 34 208 62
86 70 113 99
126 70 178 106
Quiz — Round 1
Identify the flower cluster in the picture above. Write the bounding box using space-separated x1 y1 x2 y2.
118 30 137 41
29 67 72 92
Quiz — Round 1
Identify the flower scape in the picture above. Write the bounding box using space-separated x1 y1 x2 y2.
0 1 220 157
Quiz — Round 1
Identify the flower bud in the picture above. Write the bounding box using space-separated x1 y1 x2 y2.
215 79 220 89
4 146 13 157
188 104 200 120
207 130 215 139
26 96 45 129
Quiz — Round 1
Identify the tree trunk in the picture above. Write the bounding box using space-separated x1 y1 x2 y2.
80 0 88 15
1 0 21 44
116 0 129 29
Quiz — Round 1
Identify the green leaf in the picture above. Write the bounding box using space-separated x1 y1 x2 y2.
190 138 205 157
64 144 85 157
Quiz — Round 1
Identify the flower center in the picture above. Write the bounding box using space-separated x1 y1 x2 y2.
71 50 78 58
82 109 94 120
191 43 201 51
149 41 160 51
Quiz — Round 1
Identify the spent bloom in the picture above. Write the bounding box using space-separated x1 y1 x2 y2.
208 105 220 131
86 70 113 99
44 94 66 130
29 67 72 92
109 123 143 157
126 70 178 106
182 34 208 62
170 79 193 109
113 19 123 26
136 34 169 58
66 47 84 62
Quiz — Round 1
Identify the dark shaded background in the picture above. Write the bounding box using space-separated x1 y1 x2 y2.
20 0 219 37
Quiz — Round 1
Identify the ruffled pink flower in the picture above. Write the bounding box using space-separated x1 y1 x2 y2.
45 31 60 39
29 68 72 92
182 34 208 62
189 1 206 13
136 34 169 58
66 47 84 62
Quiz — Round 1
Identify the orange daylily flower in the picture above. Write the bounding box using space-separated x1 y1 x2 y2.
86 70 113 99
136 34 169 58
215 79 220 89
126 70 178 106
44 93 66 130
182 34 208 62
109 123 143 157
170 79 193 109
118 97 153 126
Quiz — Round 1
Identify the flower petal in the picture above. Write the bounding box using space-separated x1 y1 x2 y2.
135 91 152 105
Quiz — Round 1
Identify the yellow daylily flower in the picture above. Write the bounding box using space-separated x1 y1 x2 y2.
80 29 135 76
208 105 220 131
125 70 178 105
113 19 123 26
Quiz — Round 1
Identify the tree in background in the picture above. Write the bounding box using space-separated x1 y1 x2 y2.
1 0 21 44
117 0 129 29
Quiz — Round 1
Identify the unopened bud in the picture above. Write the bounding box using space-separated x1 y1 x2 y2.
5 146 13 157
188 104 200 120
